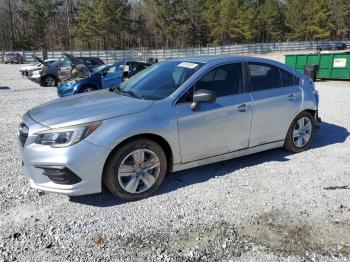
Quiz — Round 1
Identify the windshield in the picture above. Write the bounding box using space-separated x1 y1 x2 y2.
118 61 203 100
48 59 62 68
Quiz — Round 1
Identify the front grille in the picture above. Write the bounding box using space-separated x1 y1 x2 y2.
19 123 29 147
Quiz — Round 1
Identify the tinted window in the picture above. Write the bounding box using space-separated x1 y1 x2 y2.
248 63 282 91
280 69 296 87
195 63 244 97
136 64 149 72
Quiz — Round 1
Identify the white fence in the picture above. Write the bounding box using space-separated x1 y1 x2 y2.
1 40 349 63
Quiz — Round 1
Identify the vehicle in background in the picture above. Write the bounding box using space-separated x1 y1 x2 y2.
28 56 104 87
4 52 24 64
19 58 57 76
334 43 348 50
58 54 105 81
19 56 320 201
148 57 159 64
317 42 347 52
57 60 150 97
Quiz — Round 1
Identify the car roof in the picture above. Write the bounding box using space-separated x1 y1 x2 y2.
174 55 282 65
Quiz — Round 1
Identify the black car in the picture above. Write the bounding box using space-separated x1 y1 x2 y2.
28 56 104 87
317 42 347 52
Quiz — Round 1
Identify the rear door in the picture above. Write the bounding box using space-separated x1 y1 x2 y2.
247 62 302 147
176 62 253 162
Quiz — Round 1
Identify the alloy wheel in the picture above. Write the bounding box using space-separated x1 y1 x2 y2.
45 77 56 87
117 149 161 194
292 117 312 148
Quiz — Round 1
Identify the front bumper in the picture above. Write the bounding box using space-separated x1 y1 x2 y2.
18 114 110 196
28 74 41 84
57 83 77 97
315 110 321 128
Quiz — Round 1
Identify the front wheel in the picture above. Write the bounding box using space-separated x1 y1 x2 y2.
43 76 57 87
284 111 315 153
80 85 97 93
103 139 167 201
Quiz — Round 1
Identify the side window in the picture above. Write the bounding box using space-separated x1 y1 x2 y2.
60 59 71 68
84 59 93 66
106 65 117 74
248 63 282 91
280 69 296 87
294 75 300 85
195 63 244 97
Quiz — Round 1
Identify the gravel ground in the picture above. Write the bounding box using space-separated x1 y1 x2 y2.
0 64 349 262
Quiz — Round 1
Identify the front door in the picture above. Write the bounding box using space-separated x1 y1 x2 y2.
101 63 124 89
176 63 253 163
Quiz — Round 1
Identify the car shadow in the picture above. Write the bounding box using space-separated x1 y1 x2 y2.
69 121 349 207
0 86 10 90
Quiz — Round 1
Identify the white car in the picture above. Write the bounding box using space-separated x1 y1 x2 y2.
20 59 57 76
28 69 42 83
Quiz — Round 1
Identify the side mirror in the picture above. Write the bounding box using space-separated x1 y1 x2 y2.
101 71 107 77
191 89 216 111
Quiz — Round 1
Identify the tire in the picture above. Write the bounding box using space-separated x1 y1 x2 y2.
80 85 97 93
43 76 57 87
284 111 315 153
103 138 167 201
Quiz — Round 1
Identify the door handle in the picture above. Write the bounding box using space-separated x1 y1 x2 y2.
238 104 251 112
288 93 297 101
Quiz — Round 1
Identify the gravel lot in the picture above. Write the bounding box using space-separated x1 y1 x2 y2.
0 64 349 261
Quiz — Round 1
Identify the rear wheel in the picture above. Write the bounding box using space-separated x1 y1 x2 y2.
103 139 167 201
284 111 315 153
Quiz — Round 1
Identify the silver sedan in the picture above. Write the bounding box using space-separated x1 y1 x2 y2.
18 56 320 201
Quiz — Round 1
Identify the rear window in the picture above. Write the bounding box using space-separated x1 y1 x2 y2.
280 69 295 87
248 63 283 91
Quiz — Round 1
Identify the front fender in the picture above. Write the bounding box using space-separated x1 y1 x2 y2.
85 104 181 165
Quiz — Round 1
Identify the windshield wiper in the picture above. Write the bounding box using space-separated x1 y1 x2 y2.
114 86 144 99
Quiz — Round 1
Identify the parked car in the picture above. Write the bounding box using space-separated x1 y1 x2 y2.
19 58 57 76
57 60 150 97
28 55 104 87
18 56 320 201
4 52 24 64
58 54 105 81
334 43 347 50
317 42 347 52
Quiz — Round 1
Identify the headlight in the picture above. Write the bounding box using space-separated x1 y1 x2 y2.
34 121 101 147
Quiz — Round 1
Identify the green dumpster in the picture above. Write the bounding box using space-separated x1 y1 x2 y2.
285 52 350 80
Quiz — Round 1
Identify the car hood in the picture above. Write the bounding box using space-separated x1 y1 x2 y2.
33 55 45 65
28 89 154 128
